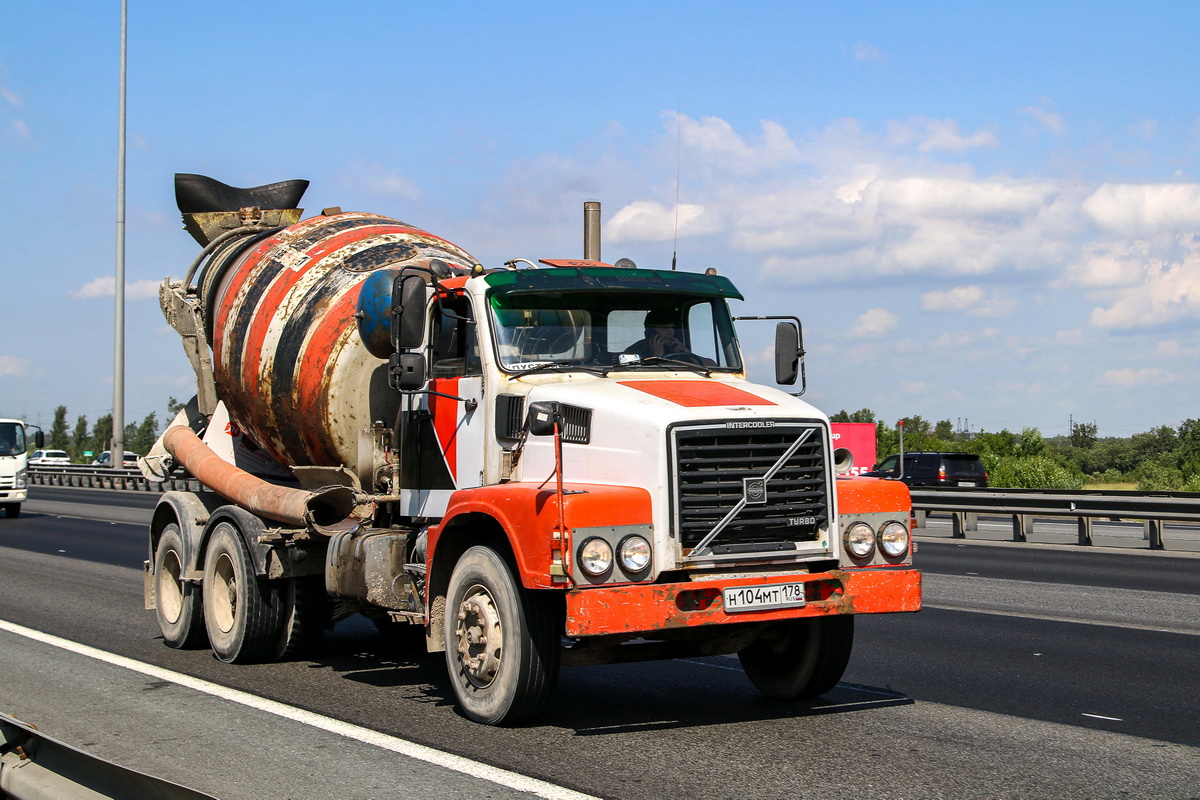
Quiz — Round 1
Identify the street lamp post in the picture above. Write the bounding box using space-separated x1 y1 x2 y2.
111 0 127 464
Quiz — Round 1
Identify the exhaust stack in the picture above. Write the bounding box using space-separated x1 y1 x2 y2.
583 201 601 261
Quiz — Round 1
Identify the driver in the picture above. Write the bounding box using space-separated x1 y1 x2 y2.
624 308 688 359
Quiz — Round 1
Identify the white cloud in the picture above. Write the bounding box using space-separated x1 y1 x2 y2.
1019 104 1066 136
1099 367 1176 387
0 85 21 108
607 201 718 243
852 42 886 62
1088 251 1200 329
1082 183 1200 235
888 117 998 152
852 308 899 338
9 119 29 139
922 285 984 312
337 162 422 201
0 355 29 376
668 112 799 175
71 277 161 300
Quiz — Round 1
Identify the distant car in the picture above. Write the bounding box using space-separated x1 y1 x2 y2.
29 449 71 466
863 452 989 488
92 450 140 467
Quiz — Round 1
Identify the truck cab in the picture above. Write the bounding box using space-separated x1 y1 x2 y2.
0 419 35 518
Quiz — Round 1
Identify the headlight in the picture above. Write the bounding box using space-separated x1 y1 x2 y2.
578 537 613 576
15 469 26 489
843 521 875 558
618 535 651 573
879 521 910 557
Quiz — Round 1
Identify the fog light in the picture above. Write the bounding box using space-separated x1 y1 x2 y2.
619 535 651 573
844 522 875 558
879 521 910 557
579 537 613 576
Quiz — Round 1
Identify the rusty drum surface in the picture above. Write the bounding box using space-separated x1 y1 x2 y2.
207 212 477 469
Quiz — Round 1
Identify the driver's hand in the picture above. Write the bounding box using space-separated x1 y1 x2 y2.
648 328 682 356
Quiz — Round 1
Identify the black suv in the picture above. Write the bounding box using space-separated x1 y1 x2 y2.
863 452 988 488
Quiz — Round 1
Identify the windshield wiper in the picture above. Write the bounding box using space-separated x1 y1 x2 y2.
510 362 610 378
622 355 713 377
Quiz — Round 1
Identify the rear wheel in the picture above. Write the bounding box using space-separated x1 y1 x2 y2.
153 523 206 648
202 521 285 663
738 616 854 699
443 546 560 725
274 575 332 659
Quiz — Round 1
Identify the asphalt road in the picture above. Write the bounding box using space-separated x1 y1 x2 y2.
1 486 1197 799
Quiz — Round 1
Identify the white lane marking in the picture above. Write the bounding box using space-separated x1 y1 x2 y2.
1082 713 1123 721
922 603 1200 637
0 618 599 800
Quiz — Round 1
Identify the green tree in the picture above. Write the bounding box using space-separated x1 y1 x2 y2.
128 412 159 455
166 396 187 419
1070 421 1098 449
70 415 90 462
49 406 70 450
92 414 113 457
1017 427 1046 457
934 419 954 440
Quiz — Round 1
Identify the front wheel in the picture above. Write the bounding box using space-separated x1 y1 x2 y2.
738 616 854 700
154 523 206 648
4 503 20 518
201 521 285 663
443 546 560 725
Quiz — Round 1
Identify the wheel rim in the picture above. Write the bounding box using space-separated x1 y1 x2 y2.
454 583 503 688
157 549 184 625
212 552 238 634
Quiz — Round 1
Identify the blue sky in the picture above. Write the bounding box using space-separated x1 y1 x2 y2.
3 1 1199 439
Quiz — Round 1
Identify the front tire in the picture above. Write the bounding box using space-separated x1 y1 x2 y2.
4 503 20 518
443 546 560 725
154 523 206 648
201 521 285 663
739 616 854 700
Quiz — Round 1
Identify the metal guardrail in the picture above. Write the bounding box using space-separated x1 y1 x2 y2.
30 467 1199 551
910 486 1200 550
1 711 216 800
26 465 198 493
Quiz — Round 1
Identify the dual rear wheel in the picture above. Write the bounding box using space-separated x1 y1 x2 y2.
152 519 330 663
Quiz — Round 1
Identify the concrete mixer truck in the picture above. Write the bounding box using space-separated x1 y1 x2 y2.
143 174 920 725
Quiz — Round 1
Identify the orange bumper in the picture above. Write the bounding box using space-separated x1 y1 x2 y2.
564 567 921 638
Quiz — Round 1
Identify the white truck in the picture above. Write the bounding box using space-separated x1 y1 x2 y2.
143 174 921 725
0 418 39 518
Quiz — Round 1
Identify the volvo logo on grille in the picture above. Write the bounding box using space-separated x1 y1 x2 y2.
743 477 767 504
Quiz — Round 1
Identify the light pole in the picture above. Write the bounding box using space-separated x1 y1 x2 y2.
111 0 127 464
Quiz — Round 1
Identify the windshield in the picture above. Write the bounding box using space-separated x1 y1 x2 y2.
486 269 743 373
0 422 25 457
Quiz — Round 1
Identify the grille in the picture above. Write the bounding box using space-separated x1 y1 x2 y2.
673 423 830 555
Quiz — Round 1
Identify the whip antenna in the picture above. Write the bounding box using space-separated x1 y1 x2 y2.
672 102 682 270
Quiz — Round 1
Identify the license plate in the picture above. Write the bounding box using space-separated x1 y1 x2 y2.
959 481 976 487
722 582 807 613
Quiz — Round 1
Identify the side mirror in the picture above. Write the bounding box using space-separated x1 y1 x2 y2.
774 321 800 386
389 352 426 391
391 274 427 352
33 430 45 449
526 401 562 436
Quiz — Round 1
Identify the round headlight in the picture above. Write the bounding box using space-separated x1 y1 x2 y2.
618 535 651 573
879 520 910 558
843 521 876 558
578 537 613 576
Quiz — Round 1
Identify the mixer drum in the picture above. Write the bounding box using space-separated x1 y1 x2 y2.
206 212 477 470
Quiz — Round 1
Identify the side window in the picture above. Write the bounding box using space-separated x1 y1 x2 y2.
685 303 720 364
876 456 899 475
431 296 480 378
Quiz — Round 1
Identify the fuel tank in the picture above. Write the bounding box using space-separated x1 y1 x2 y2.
201 210 478 470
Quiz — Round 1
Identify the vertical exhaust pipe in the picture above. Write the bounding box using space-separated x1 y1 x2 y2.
583 201 601 261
